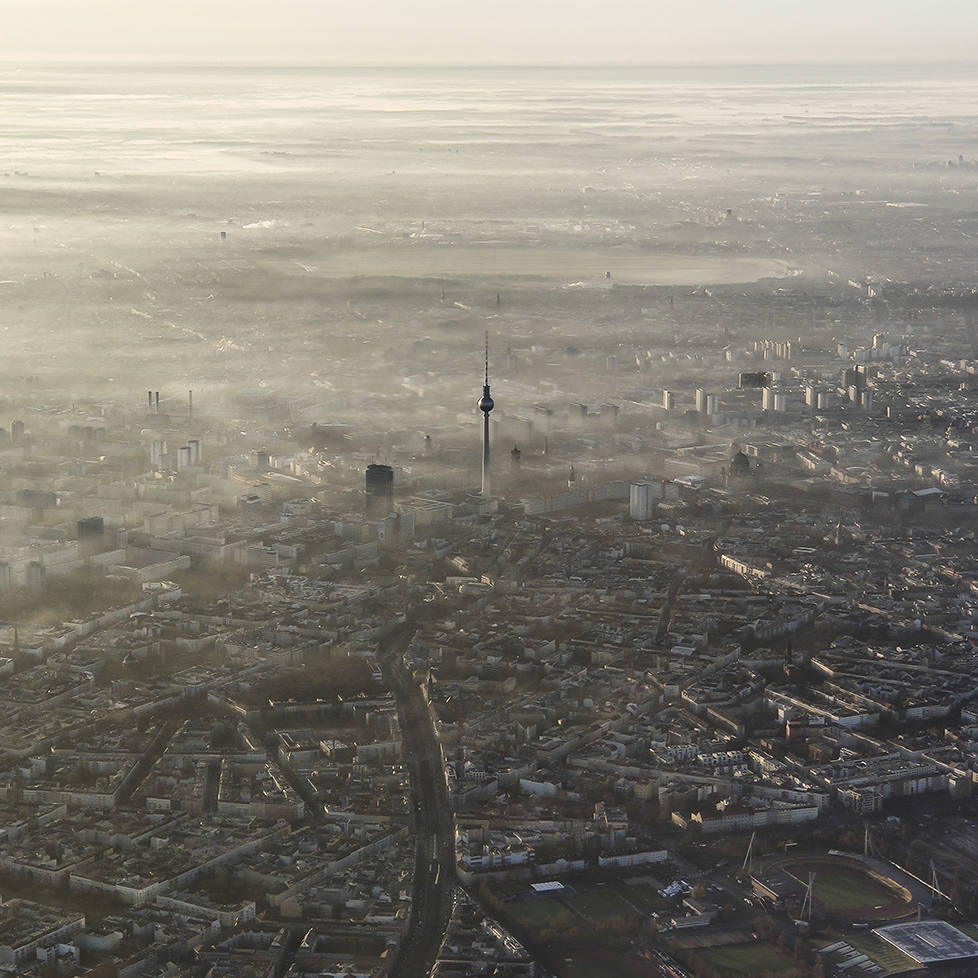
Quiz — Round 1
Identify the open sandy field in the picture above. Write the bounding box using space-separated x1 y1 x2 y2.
267 244 787 285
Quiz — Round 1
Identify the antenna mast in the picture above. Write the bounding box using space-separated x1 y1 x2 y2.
478 332 495 496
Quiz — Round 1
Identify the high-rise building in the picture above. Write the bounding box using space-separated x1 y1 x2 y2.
377 513 400 548
77 517 105 558
26 561 46 594
365 464 394 519
629 483 657 521
843 365 866 390
479 334 495 496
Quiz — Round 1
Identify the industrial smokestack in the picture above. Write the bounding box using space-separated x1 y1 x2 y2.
188 390 193 420
148 391 153 412
155 392 160 414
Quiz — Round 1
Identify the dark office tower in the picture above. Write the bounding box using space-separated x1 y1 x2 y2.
478 333 494 496
26 561 46 594
77 516 105 557
365 464 394 519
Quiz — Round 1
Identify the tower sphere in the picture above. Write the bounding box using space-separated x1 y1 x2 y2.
479 393 494 413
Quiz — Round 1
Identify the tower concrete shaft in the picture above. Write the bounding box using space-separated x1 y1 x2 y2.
482 405 491 495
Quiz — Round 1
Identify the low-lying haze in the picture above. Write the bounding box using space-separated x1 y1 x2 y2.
1 62 977 476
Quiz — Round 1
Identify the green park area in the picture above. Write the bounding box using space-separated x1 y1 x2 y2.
618 883 674 914
566 888 642 922
0 570 141 627
557 949 662 978
508 897 568 937
698 941 803 977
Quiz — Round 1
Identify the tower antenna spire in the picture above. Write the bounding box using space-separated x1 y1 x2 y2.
485 331 489 387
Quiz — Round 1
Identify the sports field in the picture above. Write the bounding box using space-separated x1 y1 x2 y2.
557 949 666 978
509 897 568 934
698 942 801 976
783 858 909 918
620 883 674 914
567 889 642 922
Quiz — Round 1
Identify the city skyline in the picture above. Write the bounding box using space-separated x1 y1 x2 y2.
1 16 978 975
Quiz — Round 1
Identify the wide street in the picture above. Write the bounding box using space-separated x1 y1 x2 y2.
379 625 457 978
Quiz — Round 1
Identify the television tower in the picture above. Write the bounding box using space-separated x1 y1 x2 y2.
478 332 494 496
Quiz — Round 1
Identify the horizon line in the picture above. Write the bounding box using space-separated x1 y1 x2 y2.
5 57 978 70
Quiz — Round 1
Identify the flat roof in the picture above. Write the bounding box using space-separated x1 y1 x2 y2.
873 921 978 964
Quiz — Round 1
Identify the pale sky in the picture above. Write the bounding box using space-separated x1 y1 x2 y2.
3 0 977 64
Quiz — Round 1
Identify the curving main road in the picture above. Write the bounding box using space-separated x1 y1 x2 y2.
379 625 457 978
